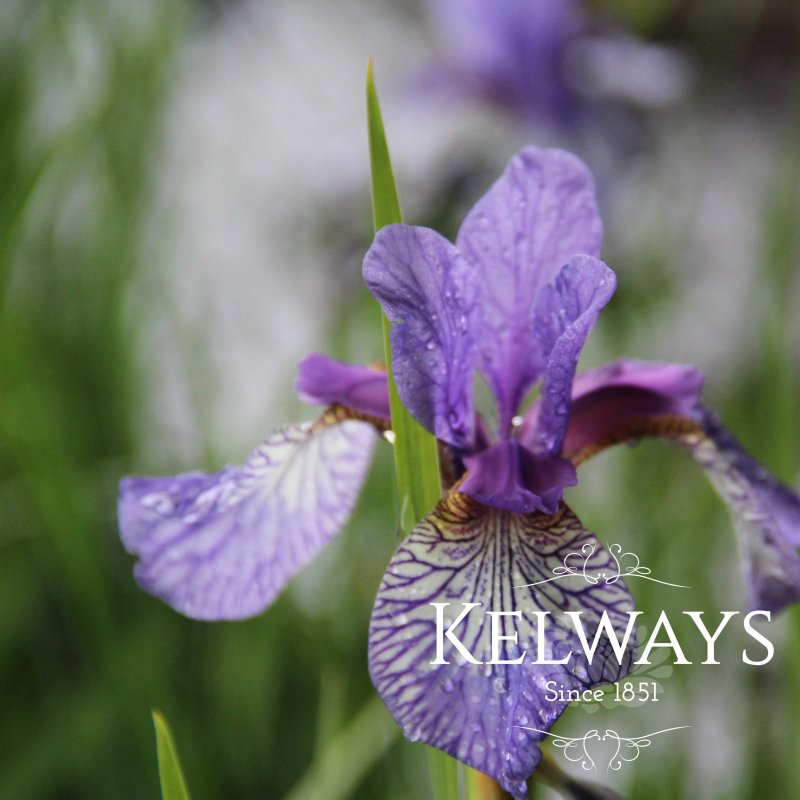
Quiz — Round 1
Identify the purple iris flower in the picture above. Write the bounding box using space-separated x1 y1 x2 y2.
425 0 690 127
426 0 585 123
118 147 800 797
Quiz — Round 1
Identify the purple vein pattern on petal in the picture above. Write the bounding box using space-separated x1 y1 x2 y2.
683 409 800 613
537 359 800 613
456 147 602 436
529 256 616 457
295 352 390 420
369 493 635 798
363 224 479 448
119 420 377 620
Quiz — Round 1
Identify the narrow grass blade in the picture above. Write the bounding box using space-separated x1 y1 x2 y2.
152 710 192 800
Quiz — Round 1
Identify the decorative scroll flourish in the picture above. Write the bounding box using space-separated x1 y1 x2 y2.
514 542 690 589
517 726 691 772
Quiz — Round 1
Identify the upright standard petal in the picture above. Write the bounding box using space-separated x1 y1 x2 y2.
529 255 616 457
363 223 479 448
369 492 635 798
295 352 390 421
545 359 800 612
456 148 603 435
119 416 377 620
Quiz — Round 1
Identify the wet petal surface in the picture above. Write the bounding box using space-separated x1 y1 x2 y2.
364 223 479 448
456 148 602 436
369 492 635 797
119 418 377 620
529 255 616 457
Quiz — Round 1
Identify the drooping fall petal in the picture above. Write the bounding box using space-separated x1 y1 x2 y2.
369 491 635 798
685 409 800 613
119 417 377 620
543 359 800 613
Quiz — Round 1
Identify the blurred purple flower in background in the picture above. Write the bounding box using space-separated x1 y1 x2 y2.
118 147 800 796
426 0 585 123
424 0 690 125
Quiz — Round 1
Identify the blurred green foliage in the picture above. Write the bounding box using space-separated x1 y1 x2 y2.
1 1 799 799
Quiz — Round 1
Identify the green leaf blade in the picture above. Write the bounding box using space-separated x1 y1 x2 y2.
152 710 192 800
366 59 442 534
367 61 461 800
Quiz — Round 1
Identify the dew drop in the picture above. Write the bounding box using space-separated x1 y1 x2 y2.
404 725 422 742
442 678 454 693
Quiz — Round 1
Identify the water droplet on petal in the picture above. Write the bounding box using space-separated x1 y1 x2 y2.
442 678 454 693
404 725 422 742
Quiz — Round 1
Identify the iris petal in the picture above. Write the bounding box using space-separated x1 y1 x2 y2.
295 352 390 420
119 417 377 620
530 255 616 458
369 492 635 798
456 147 603 436
460 440 576 514
532 359 705 459
545 359 800 613
686 409 800 613
363 224 479 448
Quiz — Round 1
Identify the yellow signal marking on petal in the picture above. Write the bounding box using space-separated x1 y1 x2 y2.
312 403 391 434
566 414 704 467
